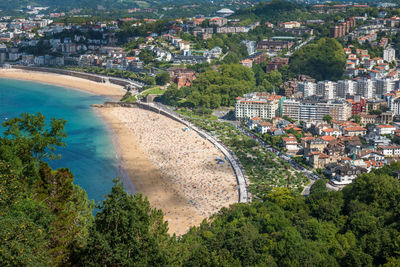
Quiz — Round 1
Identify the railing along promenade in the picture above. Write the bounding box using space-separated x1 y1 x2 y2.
102 101 250 203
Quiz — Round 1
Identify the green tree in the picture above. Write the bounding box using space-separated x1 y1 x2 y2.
289 38 346 81
80 179 172 266
155 71 170 85
323 115 333 124
352 115 361 124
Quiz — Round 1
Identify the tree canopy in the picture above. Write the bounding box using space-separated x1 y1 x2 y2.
162 63 255 108
289 38 346 81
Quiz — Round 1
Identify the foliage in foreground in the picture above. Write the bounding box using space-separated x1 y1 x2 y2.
1 113 400 266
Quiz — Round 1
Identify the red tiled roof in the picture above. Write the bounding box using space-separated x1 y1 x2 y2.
321 136 336 142
377 125 395 128
344 126 366 132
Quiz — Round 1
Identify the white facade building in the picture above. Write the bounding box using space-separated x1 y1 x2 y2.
298 81 316 98
357 79 375 99
390 97 400 115
235 93 283 120
336 80 356 98
317 81 337 100
383 46 396 63
375 78 397 96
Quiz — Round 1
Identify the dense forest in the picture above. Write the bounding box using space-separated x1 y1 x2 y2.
289 38 346 81
1 113 400 266
162 63 256 108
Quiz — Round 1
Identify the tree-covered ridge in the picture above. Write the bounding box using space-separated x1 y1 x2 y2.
289 37 347 81
234 0 315 24
162 63 256 108
2 113 400 266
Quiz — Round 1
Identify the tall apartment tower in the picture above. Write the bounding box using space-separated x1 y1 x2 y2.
356 79 375 99
317 81 337 100
297 81 316 98
337 80 356 98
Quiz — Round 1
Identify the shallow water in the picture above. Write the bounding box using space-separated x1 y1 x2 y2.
0 78 130 203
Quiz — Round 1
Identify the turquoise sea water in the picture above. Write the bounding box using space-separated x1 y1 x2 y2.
0 78 131 203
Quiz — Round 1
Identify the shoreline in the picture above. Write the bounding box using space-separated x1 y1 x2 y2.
94 109 135 195
0 68 239 235
0 68 126 100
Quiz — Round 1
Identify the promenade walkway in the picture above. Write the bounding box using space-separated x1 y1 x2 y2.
141 102 250 204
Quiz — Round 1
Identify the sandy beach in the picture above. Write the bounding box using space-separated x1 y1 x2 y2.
99 107 238 235
0 68 125 99
0 68 238 235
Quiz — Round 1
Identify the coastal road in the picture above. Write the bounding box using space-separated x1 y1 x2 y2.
140 102 251 204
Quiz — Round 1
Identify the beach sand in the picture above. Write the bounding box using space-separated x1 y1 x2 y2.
0 68 125 99
99 107 238 235
0 68 238 235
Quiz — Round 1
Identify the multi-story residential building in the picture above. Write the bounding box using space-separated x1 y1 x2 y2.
317 81 337 99
336 80 356 98
343 126 367 136
304 138 328 155
375 78 397 96
235 92 284 120
389 97 400 115
282 98 351 122
209 17 227 27
297 81 316 98
280 21 301 28
378 145 400 157
256 40 294 53
347 96 366 115
330 164 367 185
329 17 356 38
282 135 300 155
356 79 375 99
383 46 396 63
265 57 289 73
375 125 396 135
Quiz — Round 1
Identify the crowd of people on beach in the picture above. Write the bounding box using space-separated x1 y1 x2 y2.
112 107 238 221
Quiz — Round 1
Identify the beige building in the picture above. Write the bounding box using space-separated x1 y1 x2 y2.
235 93 284 120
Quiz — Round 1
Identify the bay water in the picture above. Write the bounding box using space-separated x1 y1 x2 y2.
0 78 130 203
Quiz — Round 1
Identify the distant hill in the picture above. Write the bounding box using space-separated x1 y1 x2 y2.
0 0 220 10
233 0 316 23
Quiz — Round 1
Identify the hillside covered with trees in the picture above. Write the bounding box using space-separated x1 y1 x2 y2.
162 63 256 108
1 113 400 266
289 38 346 81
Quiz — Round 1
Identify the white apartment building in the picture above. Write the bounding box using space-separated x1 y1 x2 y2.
282 99 351 122
356 79 375 99
317 81 337 100
375 78 397 96
390 97 400 115
336 80 356 98
379 145 400 157
383 46 396 63
297 81 316 98
235 92 283 120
